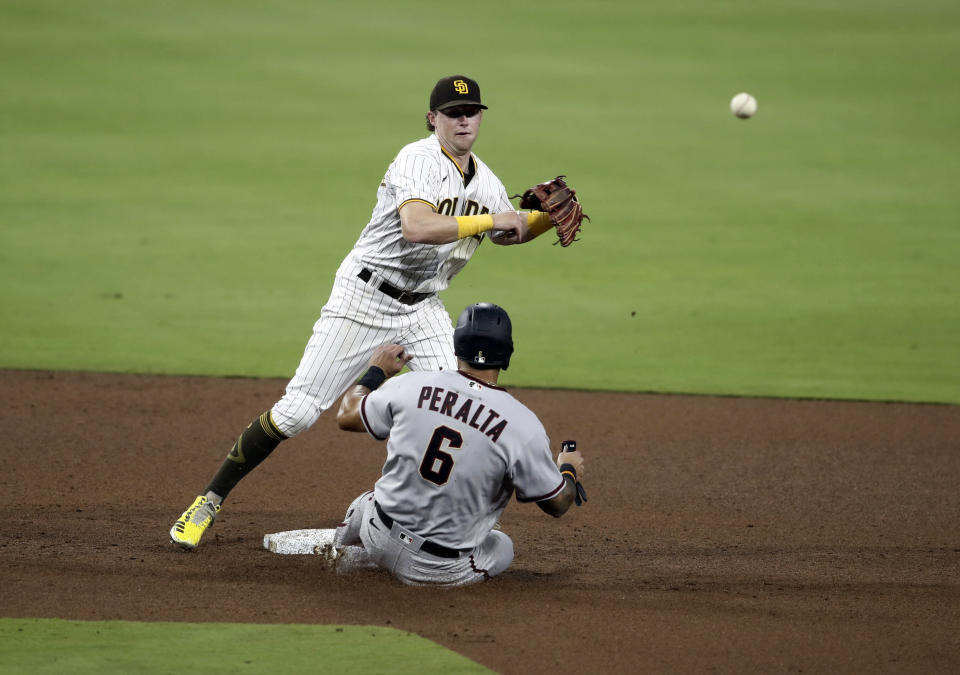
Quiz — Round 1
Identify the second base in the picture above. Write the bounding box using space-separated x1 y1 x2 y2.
263 528 336 555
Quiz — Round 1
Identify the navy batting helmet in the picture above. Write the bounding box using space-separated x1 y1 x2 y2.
453 303 514 370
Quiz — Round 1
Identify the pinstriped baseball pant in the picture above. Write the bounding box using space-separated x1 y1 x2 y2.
270 266 457 438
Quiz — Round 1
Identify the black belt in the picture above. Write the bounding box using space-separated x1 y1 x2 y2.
358 268 431 306
374 501 462 559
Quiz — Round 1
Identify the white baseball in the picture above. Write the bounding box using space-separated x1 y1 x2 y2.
730 92 758 119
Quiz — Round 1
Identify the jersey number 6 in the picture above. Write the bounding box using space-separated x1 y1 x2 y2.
419 425 463 485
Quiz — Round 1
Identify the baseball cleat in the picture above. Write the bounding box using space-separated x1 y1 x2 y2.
170 495 220 550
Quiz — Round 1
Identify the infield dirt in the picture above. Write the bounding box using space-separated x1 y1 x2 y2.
2 370 959 673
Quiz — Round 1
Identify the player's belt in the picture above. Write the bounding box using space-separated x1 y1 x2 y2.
374 501 462 559
358 268 431 305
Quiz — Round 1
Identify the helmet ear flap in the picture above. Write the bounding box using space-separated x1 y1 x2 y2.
499 341 514 371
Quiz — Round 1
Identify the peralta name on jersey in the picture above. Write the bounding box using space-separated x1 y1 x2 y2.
417 386 508 442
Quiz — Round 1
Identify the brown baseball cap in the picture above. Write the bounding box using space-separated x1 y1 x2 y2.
429 75 488 111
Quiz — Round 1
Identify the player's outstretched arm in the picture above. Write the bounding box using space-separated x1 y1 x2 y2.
399 202 530 245
336 345 412 432
399 202 460 244
536 447 586 517
537 481 577 517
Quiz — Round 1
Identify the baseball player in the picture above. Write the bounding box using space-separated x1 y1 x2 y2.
170 75 560 550
331 303 586 586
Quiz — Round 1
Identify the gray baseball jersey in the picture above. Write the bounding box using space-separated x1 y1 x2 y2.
361 369 565 550
270 135 514 438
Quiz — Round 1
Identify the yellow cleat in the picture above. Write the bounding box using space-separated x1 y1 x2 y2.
170 495 220 550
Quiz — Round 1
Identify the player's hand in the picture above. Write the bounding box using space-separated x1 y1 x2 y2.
368 344 413 377
557 448 584 479
489 210 530 246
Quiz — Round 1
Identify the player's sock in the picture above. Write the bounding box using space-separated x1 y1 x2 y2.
205 411 287 500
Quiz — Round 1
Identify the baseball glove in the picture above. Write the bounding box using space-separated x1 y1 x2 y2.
514 176 589 247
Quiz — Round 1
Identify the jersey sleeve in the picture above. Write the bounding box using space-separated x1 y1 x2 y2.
360 378 402 441
388 145 443 210
510 423 565 503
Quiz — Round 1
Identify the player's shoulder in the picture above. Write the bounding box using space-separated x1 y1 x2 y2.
394 135 443 162
501 393 544 429
456 373 539 418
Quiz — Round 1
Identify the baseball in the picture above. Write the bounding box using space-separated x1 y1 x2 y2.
730 92 758 119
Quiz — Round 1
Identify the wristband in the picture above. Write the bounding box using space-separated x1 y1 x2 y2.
526 211 553 237
356 366 387 391
560 462 587 506
455 214 495 239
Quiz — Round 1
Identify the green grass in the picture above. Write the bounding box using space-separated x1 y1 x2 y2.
1 0 959 402
0 618 492 674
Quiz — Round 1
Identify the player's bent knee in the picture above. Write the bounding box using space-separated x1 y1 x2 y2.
270 399 325 438
482 530 514 578
495 530 514 563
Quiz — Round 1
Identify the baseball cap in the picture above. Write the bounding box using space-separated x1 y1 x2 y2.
429 75 488 112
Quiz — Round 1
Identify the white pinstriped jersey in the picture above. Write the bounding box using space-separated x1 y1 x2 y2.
348 134 513 294
271 134 513 438
360 369 565 550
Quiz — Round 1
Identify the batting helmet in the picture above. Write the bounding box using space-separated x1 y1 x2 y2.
453 303 514 370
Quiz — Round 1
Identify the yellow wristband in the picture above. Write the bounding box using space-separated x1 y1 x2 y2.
526 211 553 237
456 214 495 239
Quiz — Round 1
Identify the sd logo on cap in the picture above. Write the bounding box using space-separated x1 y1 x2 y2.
429 75 488 111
